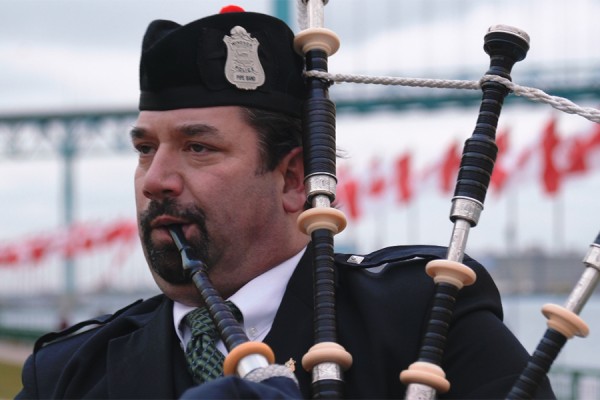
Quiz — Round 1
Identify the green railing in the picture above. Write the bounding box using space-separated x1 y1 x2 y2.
0 326 45 343
550 367 600 400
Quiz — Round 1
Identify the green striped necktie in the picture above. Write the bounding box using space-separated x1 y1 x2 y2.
184 301 242 383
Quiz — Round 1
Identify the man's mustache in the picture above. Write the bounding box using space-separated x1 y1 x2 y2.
138 199 210 284
139 198 203 232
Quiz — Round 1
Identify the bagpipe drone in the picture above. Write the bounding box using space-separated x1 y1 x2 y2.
170 1 600 399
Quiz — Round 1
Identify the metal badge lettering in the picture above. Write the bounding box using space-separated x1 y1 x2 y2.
223 26 265 90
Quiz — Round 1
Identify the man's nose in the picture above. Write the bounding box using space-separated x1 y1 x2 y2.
141 149 184 200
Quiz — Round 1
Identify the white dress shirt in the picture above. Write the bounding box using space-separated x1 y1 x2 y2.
173 247 306 355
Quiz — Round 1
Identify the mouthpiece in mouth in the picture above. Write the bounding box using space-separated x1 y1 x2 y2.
167 224 186 252
168 224 207 276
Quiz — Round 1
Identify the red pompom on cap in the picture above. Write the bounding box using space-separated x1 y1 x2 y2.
220 5 245 13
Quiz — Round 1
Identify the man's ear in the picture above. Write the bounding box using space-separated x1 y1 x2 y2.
279 147 306 213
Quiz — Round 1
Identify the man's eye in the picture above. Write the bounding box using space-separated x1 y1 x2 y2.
134 144 154 155
189 143 206 153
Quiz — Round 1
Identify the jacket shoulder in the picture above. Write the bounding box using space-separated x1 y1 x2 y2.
335 244 450 268
33 294 165 352
333 244 499 311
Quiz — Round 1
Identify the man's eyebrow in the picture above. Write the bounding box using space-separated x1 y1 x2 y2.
128 124 220 140
129 126 146 140
177 123 220 137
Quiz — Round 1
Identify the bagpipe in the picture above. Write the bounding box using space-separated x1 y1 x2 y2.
171 1 600 399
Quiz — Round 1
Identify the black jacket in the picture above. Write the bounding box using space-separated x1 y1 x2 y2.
17 245 554 399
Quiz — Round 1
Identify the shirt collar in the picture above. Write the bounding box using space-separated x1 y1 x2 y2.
173 247 306 353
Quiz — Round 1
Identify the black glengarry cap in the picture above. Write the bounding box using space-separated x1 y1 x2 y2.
138 8 306 117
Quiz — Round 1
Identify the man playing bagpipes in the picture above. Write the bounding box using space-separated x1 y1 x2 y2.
16 4 555 399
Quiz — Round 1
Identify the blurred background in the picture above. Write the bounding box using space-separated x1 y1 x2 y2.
1 0 600 398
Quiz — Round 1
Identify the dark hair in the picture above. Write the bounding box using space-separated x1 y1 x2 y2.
241 107 303 173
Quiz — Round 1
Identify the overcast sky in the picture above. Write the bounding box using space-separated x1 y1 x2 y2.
2 0 599 112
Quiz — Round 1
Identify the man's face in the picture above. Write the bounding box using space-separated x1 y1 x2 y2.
131 106 290 304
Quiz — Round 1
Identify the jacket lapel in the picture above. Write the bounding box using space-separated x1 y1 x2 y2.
106 296 193 399
264 247 315 397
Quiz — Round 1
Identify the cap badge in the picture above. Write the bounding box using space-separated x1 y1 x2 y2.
223 26 265 90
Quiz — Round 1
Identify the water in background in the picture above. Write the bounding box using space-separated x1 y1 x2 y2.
503 294 600 369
